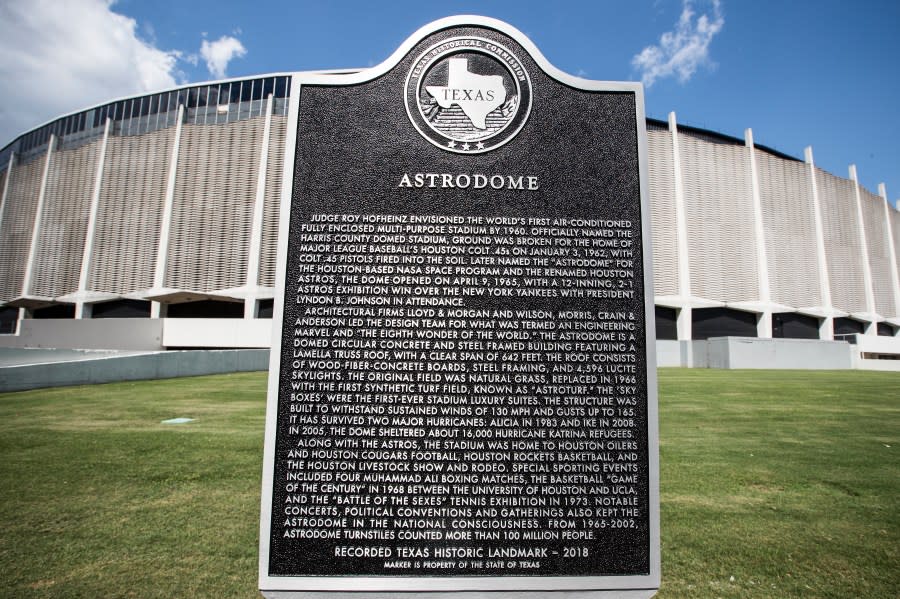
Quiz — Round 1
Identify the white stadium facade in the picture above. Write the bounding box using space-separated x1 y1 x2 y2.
0 73 898 370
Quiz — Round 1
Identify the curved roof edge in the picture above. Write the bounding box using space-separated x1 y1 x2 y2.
645 117 800 163
0 73 818 171
0 71 314 158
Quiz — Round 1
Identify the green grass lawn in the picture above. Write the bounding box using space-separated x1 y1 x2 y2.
657 370 898 598
0 369 896 598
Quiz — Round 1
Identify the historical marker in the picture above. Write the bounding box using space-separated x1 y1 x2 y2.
260 15 659 598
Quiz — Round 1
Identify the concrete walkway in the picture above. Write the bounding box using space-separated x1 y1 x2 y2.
0 348 269 392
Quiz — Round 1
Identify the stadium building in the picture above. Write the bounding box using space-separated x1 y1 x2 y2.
0 73 898 369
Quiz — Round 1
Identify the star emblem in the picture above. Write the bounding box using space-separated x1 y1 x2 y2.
462 143 470 151
447 140 457 148
476 141 485 150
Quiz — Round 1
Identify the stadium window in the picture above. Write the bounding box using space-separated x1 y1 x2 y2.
834 317 865 336
258 299 274 319
773 313 820 339
654 307 677 340
274 76 287 99
32 304 76 319
691 307 758 340
877 322 896 337
167 300 244 319
91 300 151 319
126 99 136 134
0 307 17 334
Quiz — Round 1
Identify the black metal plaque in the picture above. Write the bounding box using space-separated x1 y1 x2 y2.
260 15 659 596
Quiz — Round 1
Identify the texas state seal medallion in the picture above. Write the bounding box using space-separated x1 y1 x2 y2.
405 36 532 153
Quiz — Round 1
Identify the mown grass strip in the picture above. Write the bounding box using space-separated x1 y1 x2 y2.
0 369 896 598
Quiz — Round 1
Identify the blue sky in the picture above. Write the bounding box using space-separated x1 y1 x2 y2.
1 0 897 202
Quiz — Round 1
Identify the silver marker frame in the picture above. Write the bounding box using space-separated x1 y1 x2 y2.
259 14 659 598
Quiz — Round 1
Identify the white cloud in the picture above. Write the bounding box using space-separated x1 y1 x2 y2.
632 0 725 87
200 35 247 80
0 0 183 143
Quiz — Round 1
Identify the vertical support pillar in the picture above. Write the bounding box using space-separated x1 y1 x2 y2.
745 129 773 338
849 165 878 335
805 147 834 340
151 104 185 318
245 94 274 319
22 135 57 299
755 312 772 340
0 153 16 232
669 112 693 340
75 118 111 319
0 154 17 330
817 316 832 341
878 183 900 331
675 307 692 342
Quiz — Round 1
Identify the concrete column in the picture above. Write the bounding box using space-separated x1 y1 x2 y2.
878 183 900 325
676 307 692 341
151 104 185 318
0 153 16 233
805 147 834 340
244 94 274 319
22 135 57 298
0 154 17 330
817 316 833 341
668 112 693 340
75 118 111 319
745 129 773 338
849 165 878 335
754 312 772 339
